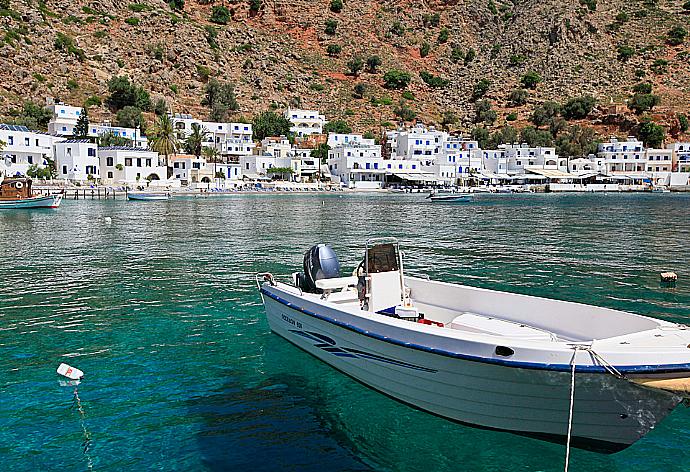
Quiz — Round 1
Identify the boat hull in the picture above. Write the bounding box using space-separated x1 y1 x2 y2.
0 195 62 209
261 289 680 453
429 195 472 202
127 192 170 201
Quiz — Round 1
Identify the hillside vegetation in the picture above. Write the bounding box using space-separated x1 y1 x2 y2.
1 0 689 147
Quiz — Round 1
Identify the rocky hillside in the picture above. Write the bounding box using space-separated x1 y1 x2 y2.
1 0 689 140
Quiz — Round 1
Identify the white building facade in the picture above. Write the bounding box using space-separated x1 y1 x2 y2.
0 124 62 177
54 140 99 182
99 147 167 185
286 108 327 137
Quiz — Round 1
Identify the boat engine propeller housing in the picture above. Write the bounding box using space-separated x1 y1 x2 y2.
297 244 341 293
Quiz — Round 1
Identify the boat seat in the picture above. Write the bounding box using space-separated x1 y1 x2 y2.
315 276 359 291
449 313 555 341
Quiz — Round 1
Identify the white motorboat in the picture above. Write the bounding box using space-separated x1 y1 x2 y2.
258 239 690 453
0 178 62 209
428 193 472 202
127 191 171 201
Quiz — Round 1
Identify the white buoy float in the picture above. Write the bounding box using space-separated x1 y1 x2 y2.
104 217 112 224
57 362 84 380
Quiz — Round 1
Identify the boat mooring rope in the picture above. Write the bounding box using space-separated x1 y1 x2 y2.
564 347 580 472
564 345 626 472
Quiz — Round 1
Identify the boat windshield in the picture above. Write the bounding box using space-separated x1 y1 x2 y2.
367 243 399 273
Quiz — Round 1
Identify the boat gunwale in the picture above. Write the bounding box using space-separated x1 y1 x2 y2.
260 285 690 375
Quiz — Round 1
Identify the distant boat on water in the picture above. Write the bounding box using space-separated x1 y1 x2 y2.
127 191 171 201
0 178 62 209
427 191 472 202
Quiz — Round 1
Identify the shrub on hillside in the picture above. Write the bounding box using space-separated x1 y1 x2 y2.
561 95 596 120
383 69 411 89
628 93 660 114
521 71 541 89
330 0 343 13
508 88 528 106
210 6 231 24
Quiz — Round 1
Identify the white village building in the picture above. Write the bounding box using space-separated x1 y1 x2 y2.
285 108 327 137
171 114 255 161
0 124 62 177
668 142 690 173
327 138 384 189
54 140 99 182
99 146 167 186
597 137 646 174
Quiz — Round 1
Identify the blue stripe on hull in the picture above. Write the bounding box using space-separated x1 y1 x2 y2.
262 288 690 375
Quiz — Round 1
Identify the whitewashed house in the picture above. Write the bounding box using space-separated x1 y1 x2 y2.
172 114 255 162
90 122 147 147
441 137 482 181
597 137 646 174
99 147 167 185
46 102 84 136
0 124 62 177
666 142 690 172
645 148 674 173
327 141 384 189
54 140 99 182
286 108 327 136
169 154 214 184
391 125 446 160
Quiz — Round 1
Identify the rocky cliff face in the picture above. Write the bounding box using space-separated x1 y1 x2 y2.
1 0 688 136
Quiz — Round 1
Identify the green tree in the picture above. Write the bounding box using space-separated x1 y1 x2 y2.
390 21 405 36
353 83 366 99
248 0 261 14
488 126 519 148
684 1 690 11
325 19 337 35
520 126 554 147
383 69 411 89
437 27 449 43
185 123 209 158
393 99 416 122
509 88 528 106
323 120 352 134
153 98 168 116
74 108 89 137
116 106 145 133
366 55 382 73
14 101 52 130
347 56 364 75
633 82 653 94
464 48 476 65
252 111 292 140
678 114 689 133
628 93 660 114
555 125 598 157
149 114 178 175
202 79 238 121
168 0 184 10
561 95 596 120
521 71 542 89
326 44 342 56
310 143 330 163
667 26 687 46
419 71 448 88
638 120 665 147
210 6 231 24
617 44 635 61
475 100 496 125
98 131 132 147
202 145 220 179
420 42 430 58
532 101 561 127
106 76 151 111
330 0 343 13
472 79 491 100
471 127 491 149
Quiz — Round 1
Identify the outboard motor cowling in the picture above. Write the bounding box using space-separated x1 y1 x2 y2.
299 244 341 293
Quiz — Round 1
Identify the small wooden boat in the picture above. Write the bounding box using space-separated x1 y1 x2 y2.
127 191 171 201
0 178 62 209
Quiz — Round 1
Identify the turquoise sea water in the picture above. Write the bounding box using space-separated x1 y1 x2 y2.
0 193 689 471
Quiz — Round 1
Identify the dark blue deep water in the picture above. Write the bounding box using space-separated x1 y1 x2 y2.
1 193 688 471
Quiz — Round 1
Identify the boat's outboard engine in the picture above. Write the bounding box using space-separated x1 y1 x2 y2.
297 244 341 293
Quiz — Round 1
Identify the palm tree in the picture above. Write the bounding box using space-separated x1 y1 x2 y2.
149 114 178 178
202 145 220 180
185 123 209 158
